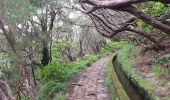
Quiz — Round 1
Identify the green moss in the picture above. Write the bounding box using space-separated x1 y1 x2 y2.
106 69 117 100
107 56 130 100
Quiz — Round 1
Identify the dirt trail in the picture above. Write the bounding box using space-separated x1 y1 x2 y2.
66 56 110 100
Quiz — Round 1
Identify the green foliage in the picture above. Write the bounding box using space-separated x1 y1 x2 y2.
54 40 74 50
37 41 121 99
157 54 170 64
37 54 99 99
56 26 72 33
1 0 36 22
117 42 157 99
38 61 68 82
36 80 66 100
100 41 127 55
136 2 170 32
82 55 98 64
107 41 126 48
138 2 170 17
152 64 161 77
0 52 19 82
53 93 65 100
137 21 153 32
51 40 75 62
151 54 170 78
117 43 135 73
66 55 98 78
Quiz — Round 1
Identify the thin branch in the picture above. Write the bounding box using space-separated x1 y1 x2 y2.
73 4 98 14
79 0 170 8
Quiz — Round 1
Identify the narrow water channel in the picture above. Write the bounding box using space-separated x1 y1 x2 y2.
112 55 144 100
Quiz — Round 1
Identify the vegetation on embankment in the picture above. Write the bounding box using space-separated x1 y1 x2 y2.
116 43 158 100
36 41 117 100
114 42 170 99
106 42 148 100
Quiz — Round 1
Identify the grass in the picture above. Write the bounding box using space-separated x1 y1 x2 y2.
152 64 161 77
65 54 100 78
151 54 170 80
105 73 117 100
36 81 67 100
117 42 135 74
53 93 65 100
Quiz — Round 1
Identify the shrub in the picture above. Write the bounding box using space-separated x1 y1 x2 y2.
65 55 98 78
39 61 68 82
100 41 128 55
36 81 66 100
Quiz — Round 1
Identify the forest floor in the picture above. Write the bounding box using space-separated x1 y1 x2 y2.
65 56 110 100
132 47 170 98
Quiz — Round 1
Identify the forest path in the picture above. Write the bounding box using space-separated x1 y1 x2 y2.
65 56 110 100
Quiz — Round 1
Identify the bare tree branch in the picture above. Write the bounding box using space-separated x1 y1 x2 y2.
79 0 170 7
73 3 98 14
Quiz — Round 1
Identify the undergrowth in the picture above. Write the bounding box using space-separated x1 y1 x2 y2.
36 41 121 99
151 54 170 79
36 81 66 100
152 64 161 77
36 55 99 100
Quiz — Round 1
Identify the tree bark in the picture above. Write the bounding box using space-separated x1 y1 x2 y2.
126 27 165 49
75 0 170 35
0 88 9 100
80 0 170 8
0 19 35 100
121 6 170 35
41 41 50 66
40 7 57 65
79 38 84 57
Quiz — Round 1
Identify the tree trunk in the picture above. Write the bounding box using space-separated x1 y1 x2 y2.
41 41 50 66
0 88 9 100
126 27 165 49
49 11 56 62
67 48 74 62
40 8 56 65
121 6 170 35
0 19 35 100
79 39 84 57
